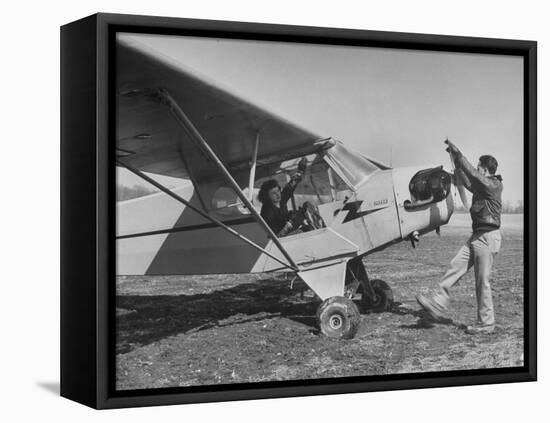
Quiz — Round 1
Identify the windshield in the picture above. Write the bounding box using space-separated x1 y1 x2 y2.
324 141 381 189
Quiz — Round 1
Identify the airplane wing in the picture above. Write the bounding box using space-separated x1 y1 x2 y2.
116 34 326 182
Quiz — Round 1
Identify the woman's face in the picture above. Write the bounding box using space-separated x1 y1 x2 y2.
267 186 281 204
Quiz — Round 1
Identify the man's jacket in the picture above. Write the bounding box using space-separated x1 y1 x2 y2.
454 153 503 233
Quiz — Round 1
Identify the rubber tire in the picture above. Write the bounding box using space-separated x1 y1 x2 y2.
317 296 361 339
361 279 393 313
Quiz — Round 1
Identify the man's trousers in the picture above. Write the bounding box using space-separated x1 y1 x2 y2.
432 229 501 326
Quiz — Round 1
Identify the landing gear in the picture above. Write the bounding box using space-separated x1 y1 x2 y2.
346 257 394 313
316 296 361 339
308 258 393 339
360 279 394 313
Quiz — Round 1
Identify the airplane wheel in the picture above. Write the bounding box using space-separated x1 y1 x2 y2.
317 296 360 339
361 279 393 313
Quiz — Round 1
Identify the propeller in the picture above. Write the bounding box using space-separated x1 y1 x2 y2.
445 138 470 210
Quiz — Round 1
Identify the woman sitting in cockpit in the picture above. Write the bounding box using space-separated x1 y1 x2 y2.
258 158 323 237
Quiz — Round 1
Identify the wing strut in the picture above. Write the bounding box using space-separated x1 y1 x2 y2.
153 88 299 271
117 158 297 271
248 132 260 202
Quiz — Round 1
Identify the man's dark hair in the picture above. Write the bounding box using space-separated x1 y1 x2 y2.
258 179 280 204
479 155 498 175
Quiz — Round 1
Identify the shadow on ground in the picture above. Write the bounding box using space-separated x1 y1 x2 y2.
36 381 59 396
116 278 320 354
116 279 445 354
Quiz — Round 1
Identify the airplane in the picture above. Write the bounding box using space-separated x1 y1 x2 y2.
115 34 457 339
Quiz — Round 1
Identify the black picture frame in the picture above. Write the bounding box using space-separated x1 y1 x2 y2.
60 12 537 409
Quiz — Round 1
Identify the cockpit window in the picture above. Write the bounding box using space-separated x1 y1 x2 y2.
211 186 252 215
324 141 381 188
250 153 353 212
210 142 380 218
292 155 352 205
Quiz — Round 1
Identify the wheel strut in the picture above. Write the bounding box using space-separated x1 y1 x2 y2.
345 257 393 313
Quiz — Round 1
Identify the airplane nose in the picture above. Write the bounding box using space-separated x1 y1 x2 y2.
392 165 454 238
406 166 452 210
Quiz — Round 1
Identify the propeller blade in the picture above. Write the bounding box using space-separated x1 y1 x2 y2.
455 175 470 210
448 151 470 210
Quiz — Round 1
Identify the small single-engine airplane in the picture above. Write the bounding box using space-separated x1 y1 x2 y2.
116 35 457 339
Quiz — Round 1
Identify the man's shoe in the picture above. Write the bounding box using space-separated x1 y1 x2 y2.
416 294 447 322
465 324 495 335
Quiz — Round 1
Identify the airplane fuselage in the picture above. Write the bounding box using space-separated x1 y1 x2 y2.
116 164 454 284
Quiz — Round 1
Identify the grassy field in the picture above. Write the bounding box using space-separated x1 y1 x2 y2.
116 214 524 390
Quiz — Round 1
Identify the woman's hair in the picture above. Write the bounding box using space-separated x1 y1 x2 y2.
258 179 280 204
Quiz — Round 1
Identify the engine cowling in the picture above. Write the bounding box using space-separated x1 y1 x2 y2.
405 166 451 209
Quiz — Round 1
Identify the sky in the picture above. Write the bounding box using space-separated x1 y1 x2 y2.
117 33 524 203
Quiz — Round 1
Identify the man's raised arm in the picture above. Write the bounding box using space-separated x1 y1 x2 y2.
454 168 473 193
446 140 497 190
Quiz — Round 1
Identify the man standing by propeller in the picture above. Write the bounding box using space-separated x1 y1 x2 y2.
416 139 503 334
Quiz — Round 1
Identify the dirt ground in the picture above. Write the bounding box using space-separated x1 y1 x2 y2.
116 214 524 390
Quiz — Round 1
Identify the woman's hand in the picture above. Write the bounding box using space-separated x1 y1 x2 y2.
292 157 308 181
278 220 294 237
297 157 308 173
